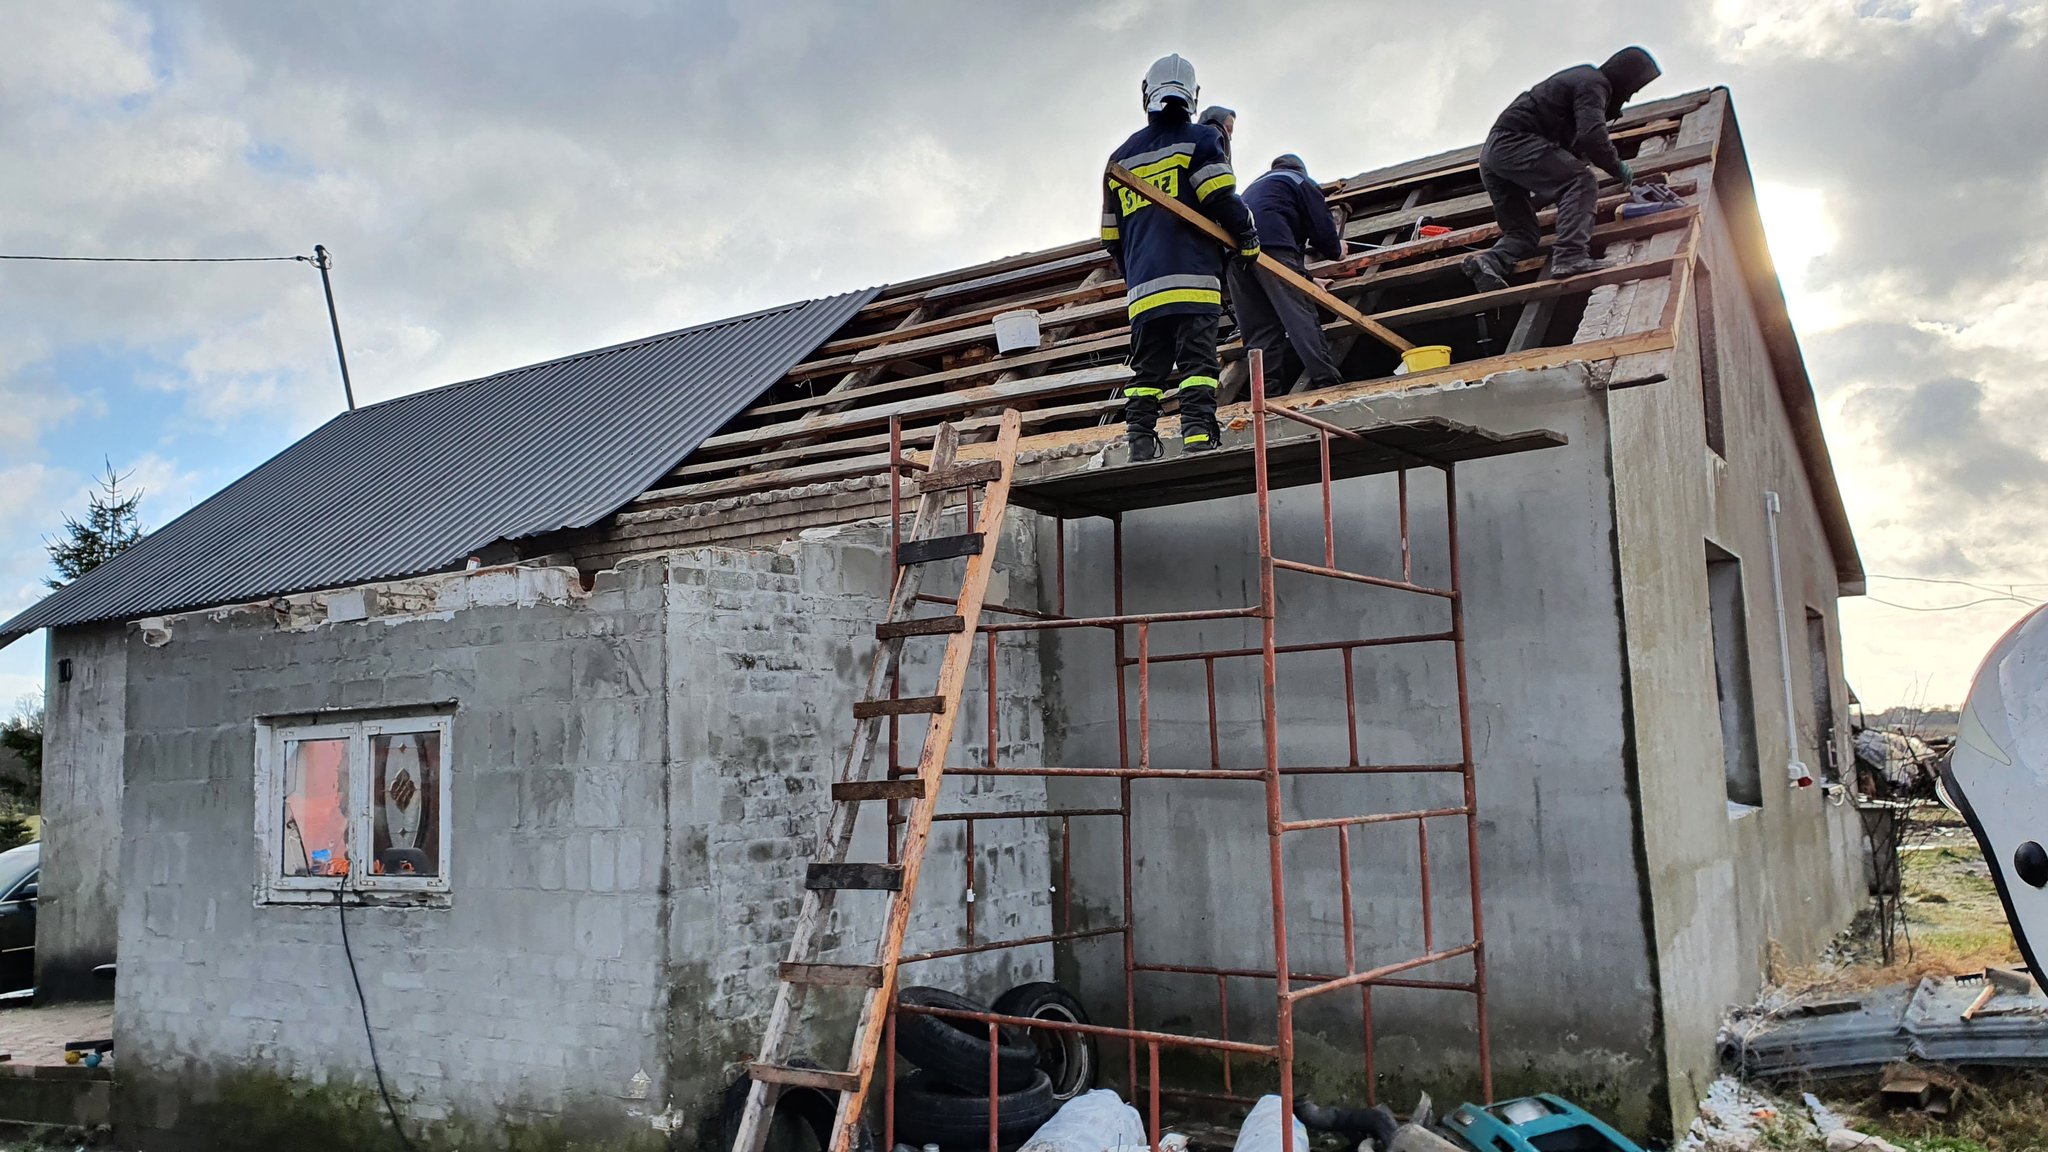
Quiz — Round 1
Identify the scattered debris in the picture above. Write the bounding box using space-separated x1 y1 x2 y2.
1823 1130 1908 1152
1721 973 2048 1078
1876 1063 1963 1116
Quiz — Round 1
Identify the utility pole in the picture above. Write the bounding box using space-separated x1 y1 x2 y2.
312 244 356 411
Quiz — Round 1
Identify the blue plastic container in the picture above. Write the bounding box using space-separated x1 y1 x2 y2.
1441 1095 1645 1152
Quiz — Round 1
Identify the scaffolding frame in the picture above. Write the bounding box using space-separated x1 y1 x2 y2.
857 351 1565 1151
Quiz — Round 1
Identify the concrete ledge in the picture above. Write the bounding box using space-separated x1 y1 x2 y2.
0 1064 113 1127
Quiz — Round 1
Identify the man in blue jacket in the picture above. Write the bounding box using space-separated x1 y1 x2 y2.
1229 155 1349 397
1462 47 1661 292
1102 54 1261 461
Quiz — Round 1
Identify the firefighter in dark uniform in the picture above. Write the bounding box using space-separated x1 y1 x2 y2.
1461 47 1662 292
1101 54 1260 461
1230 154 1348 396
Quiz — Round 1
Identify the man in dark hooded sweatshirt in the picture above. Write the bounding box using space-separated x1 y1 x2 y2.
1461 47 1661 292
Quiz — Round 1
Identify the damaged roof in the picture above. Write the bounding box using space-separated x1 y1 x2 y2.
0 288 878 647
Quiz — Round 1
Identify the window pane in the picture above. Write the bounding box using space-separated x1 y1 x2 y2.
281 738 351 878
372 731 441 878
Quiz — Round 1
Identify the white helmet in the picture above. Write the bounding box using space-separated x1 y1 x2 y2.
1946 604 2048 982
1142 54 1198 113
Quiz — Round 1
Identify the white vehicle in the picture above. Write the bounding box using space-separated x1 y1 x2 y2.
1946 605 2048 982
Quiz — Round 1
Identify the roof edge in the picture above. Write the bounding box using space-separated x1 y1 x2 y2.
1707 89 1865 592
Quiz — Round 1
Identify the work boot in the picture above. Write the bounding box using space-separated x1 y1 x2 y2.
1548 253 1610 279
1461 252 1508 293
1127 431 1162 463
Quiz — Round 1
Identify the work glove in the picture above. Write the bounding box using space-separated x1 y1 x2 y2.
1235 244 1262 273
1617 161 1635 187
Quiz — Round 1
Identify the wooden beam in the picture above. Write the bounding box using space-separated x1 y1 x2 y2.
1326 119 1683 207
814 280 1123 358
1341 143 1714 241
745 331 1130 420
1106 164 1413 354
689 363 1128 458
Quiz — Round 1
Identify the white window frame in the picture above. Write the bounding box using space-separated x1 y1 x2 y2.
255 713 453 905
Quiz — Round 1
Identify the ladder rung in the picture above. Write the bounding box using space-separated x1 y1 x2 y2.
832 778 927 803
778 961 885 988
749 1062 861 1093
853 695 946 719
876 614 967 640
912 459 1005 494
896 532 985 566
806 863 904 891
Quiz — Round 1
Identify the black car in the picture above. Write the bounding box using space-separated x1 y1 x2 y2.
0 842 38 993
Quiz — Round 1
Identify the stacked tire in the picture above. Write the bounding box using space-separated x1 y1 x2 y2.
889 984 1097 1150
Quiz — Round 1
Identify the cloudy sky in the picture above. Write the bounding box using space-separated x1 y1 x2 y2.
1 0 2044 714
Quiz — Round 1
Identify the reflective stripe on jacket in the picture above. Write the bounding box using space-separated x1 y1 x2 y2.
1101 115 1259 326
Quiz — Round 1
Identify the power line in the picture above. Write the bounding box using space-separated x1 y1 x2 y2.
1868 573 2048 591
0 253 308 263
1865 595 2039 613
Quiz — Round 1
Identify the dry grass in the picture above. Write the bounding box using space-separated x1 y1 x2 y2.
1781 816 2042 1151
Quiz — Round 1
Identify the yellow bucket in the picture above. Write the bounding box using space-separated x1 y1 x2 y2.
1401 345 1452 373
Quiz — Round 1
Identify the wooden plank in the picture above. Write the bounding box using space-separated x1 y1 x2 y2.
896 532 983 565
789 297 1119 382
778 962 885 988
1326 118 1682 206
1341 142 1713 240
748 1062 862 1093
913 460 1004 494
1323 92 1707 206
831 778 929 802
874 239 1098 300
1106 164 1413 354
923 250 1106 302
659 395 1116 487
748 330 1130 420
1314 182 1696 283
692 364 1129 457
1327 205 1696 295
815 281 1123 358
876 615 966 640
805 862 905 892
1368 253 1680 327
851 695 947 720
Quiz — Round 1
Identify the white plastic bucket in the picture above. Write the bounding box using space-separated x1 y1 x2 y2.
993 308 1043 353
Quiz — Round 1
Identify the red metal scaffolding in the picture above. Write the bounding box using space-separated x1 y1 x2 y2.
871 352 1559 1150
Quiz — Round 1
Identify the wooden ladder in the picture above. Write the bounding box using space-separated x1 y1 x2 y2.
730 409 1025 1152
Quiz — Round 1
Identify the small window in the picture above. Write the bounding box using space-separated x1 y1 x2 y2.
1807 609 1838 782
258 713 451 903
1694 261 1726 458
1707 544 1762 807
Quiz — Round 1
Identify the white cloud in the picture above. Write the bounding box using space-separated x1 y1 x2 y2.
0 0 2044 711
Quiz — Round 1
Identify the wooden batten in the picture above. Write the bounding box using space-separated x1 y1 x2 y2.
583 102 1721 559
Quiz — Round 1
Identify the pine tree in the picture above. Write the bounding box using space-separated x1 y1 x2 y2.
45 461 144 588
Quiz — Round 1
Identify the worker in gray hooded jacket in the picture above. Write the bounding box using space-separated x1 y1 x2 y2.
1462 47 1661 291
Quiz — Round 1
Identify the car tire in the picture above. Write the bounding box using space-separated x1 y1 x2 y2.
894 986 1039 1094
718 1057 876 1152
889 1069 1060 1149
990 981 1099 1102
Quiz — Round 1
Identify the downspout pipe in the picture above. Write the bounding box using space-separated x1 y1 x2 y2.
1766 491 1813 789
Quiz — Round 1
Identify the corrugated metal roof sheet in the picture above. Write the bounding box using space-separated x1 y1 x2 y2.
1 287 879 646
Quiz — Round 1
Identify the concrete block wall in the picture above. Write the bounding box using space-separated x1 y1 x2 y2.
38 622 127 1002
113 562 674 1143
94 517 1055 1145
662 520 1054 1130
1042 368 1667 1127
